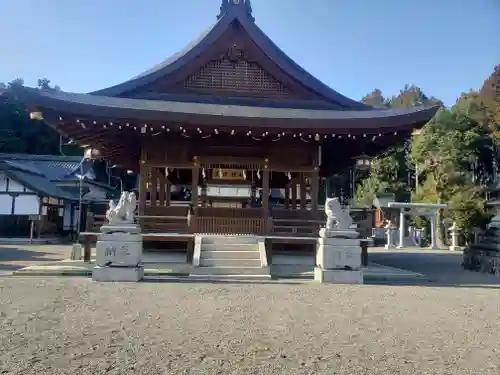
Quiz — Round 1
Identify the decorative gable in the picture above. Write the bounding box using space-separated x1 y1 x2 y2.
179 46 292 98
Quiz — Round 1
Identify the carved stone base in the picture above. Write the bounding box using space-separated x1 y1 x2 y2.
316 243 361 270
316 237 362 271
314 267 363 284
100 223 141 234
92 266 144 282
96 233 142 267
319 228 359 239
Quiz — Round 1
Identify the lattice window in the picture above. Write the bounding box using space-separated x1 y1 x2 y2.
183 50 291 97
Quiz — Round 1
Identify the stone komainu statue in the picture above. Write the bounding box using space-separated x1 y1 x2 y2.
324 197 353 231
106 192 137 225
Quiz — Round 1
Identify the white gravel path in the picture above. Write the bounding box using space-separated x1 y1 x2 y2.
0 277 499 375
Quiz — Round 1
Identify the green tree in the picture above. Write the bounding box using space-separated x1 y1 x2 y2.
0 78 79 155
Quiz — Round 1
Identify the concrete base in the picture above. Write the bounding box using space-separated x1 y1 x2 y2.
100 223 141 234
92 266 144 282
319 228 359 239
449 245 461 252
384 244 396 249
96 233 142 267
316 243 361 270
314 267 363 284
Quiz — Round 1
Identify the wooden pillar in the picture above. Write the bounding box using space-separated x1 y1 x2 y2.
251 183 257 205
291 179 297 210
191 157 199 209
150 167 158 207
138 163 147 215
262 169 270 216
299 173 306 210
166 181 171 206
158 170 166 207
311 169 319 212
284 185 290 209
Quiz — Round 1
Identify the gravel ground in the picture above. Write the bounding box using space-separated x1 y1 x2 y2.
1 277 499 375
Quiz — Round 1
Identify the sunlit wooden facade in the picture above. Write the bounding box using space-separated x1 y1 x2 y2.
14 0 439 236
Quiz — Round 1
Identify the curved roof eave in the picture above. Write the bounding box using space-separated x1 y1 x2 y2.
87 11 371 110
16 87 439 131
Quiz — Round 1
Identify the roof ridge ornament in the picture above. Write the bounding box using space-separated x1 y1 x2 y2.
217 0 254 22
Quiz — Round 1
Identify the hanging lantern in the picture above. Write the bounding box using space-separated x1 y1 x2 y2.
256 169 261 180
165 167 169 177
202 168 206 179
242 170 247 180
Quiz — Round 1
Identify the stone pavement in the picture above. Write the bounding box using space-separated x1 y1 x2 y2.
370 247 500 287
0 244 69 276
7 244 498 286
10 251 427 283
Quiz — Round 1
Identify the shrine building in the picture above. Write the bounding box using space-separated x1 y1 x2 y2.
13 0 439 237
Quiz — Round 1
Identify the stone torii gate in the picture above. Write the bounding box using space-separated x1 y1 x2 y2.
388 202 447 250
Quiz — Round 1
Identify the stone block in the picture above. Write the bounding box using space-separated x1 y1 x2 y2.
316 243 361 270
317 237 360 247
100 223 141 234
319 228 359 239
70 243 82 260
96 233 142 267
92 266 144 282
314 267 363 284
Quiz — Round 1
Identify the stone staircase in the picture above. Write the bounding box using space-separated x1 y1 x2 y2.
191 235 271 279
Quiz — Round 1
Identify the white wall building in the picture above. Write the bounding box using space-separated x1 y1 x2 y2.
0 154 115 238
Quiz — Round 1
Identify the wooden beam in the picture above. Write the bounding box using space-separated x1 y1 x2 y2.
310 169 319 212
299 173 306 210
191 160 199 209
166 180 171 206
262 169 270 216
150 167 158 206
138 163 148 215
158 170 166 207
284 185 290 209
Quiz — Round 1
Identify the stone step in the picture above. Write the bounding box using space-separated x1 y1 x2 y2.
200 258 262 267
200 243 258 252
201 236 258 245
200 250 261 260
190 266 271 277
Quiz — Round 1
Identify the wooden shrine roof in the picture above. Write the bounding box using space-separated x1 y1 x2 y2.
11 0 441 172
15 86 439 132
89 1 369 110
14 0 440 132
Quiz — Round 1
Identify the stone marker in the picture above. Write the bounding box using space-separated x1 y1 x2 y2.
384 220 396 249
448 222 461 252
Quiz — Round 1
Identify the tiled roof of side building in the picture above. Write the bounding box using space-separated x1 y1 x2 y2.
0 154 115 200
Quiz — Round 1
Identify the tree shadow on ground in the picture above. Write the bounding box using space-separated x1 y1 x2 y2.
369 249 500 288
0 247 62 271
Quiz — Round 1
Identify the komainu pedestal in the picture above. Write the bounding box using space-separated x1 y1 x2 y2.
92 192 144 282
314 198 363 284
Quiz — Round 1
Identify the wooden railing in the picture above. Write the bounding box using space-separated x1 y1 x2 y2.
271 218 323 237
193 216 266 235
85 214 189 234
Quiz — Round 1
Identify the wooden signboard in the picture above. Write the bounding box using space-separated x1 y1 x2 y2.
213 169 246 181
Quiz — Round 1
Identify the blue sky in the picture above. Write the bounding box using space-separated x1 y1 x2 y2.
0 0 498 106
